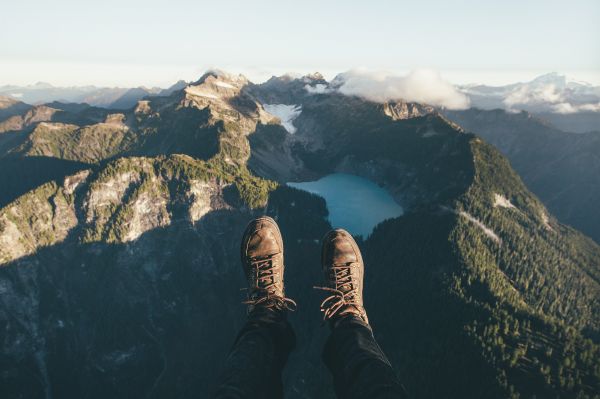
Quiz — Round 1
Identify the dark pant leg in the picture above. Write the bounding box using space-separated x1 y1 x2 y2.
212 309 296 399
323 317 408 399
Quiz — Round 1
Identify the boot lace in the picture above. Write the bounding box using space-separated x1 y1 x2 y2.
243 254 296 311
314 262 362 321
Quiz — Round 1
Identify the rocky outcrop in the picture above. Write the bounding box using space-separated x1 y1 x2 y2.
104 113 127 126
0 154 264 265
15 120 134 163
0 96 32 128
0 177 82 264
182 72 277 135
0 96 22 110
382 100 435 120
187 180 231 223
0 105 59 133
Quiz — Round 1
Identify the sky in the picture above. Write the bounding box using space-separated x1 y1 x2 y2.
1 0 599 87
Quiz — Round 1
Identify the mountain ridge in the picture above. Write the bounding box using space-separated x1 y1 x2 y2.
444 107 600 244
0 72 598 398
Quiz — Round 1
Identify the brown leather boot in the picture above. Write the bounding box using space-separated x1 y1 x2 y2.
240 216 296 313
315 228 369 324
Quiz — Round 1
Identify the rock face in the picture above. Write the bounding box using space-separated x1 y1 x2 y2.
0 180 79 264
0 96 22 110
0 73 599 399
0 155 249 266
0 105 59 133
187 180 229 223
0 96 32 127
382 100 435 120
17 121 135 163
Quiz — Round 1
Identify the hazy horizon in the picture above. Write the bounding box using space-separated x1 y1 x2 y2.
1 66 600 90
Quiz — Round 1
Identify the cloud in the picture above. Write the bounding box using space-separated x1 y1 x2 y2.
304 83 331 94
502 81 600 113
579 103 600 112
334 69 470 109
552 102 600 114
503 83 563 108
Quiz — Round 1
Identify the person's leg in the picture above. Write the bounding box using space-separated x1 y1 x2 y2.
212 216 297 399
212 307 295 399
323 316 407 399
316 229 408 399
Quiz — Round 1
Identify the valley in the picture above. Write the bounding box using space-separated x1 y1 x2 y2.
0 71 598 399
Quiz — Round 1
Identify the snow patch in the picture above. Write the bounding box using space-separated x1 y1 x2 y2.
263 104 302 134
214 80 235 89
460 211 501 243
493 194 516 209
185 85 219 99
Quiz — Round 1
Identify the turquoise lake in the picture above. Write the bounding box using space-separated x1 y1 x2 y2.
288 173 404 237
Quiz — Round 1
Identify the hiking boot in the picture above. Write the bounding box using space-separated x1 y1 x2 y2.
315 228 369 324
240 216 296 314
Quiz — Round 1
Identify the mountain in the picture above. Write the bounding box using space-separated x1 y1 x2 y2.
460 73 600 133
0 96 32 121
157 80 188 96
0 83 166 109
0 83 101 105
0 71 599 398
78 87 165 109
534 111 600 134
443 108 600 244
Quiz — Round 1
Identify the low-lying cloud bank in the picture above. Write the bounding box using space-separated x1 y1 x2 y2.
334 69 470 110
504 83 600 114
551 101 600 114
461 73 600 114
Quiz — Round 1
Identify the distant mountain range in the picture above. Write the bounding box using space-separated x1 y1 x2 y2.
0 71 599 398
0 80 187 109
459 73 600 133
2 72 599 132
